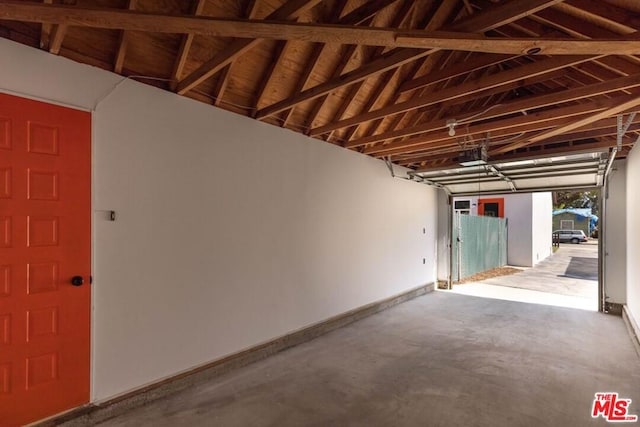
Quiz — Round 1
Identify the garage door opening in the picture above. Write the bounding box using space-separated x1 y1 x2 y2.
449 191 600 311
415 152 614 313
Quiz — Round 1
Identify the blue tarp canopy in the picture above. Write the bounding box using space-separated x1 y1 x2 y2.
553 208 598 229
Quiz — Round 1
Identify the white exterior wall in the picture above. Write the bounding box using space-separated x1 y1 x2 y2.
436 190 450 282
503 193 534 267
0 39 438 401
531 192 552 265
605 160 627 304
625 151 640 324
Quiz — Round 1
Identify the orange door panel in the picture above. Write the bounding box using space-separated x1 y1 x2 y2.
478 198 504 218
0 93 91 426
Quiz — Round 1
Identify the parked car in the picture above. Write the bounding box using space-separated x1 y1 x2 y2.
552 229 588 244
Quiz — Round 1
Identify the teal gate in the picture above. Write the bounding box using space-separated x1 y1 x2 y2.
452 213 508 282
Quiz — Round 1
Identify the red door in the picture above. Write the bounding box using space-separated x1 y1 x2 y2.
0 93 91 426
478 197 505 218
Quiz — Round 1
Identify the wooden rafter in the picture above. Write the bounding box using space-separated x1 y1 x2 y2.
346 72 640 149
170 0 207 84
395 121 640 165
48 21 66 54
320 0 419 141
453 0 566 32
339 67 394 142
340 0 460 143
211 0 261 106
113 0 137 74
253 0 575 120
399 53 518 94
304 42 361 134
563 0 640 34
375 50 472 142
311 55 601 136
364 98 616 157
511 3 640 75
255 0 396 120
175 0 323 95
362 67 578 136
9 3 636 57
279 0 350 127
253 41 289 110
303 0 412 133
3 0 639 168
492 93 640 154
39 0 52 50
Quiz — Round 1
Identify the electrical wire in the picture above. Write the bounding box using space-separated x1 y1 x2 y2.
456 103 505 125
486 132 527 145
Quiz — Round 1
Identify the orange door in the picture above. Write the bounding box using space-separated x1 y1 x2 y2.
478 198 504 218
0 93 91 426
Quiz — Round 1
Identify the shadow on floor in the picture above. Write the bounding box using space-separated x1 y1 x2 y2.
559 256 598 280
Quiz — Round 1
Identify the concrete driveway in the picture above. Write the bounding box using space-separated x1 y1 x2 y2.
481 241 598 298
450 241 599 311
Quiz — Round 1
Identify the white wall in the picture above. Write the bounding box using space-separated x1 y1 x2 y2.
625 151 640 323
531 192 552 266
605 160 627 304
503 193 534 267
436 190 450 282
0 39 438 402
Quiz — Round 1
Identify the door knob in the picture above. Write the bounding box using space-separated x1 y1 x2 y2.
71 276 84 286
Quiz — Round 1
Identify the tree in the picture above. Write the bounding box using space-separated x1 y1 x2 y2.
553 190 599 216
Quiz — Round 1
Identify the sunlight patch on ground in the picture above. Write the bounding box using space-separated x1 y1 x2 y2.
441 283 597 311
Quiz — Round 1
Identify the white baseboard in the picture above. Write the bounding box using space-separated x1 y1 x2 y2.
622 305 640 357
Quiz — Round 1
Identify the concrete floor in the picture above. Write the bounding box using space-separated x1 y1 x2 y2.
92 291 639 427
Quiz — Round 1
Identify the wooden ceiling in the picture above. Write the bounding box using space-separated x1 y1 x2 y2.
1 0 640 171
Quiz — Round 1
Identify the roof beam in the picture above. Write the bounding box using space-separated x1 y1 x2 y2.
39 0 52 50
12 2 638 61
48 21 66 54
513 120 640 147
338 0 460 143
170 0 207 84
256 0 397 121
400 116 640 164
376 104 639 159
452 0 566 32
8 4 633 57
113 0 137 74
39 0 67 54
311 54 600 136
365 100 613 157
211 0 261 106
562 0 640 35
254 0 567 119
253 41 289 110
279 0 353 127
492 93 640 154
176 0 323 95
303 0 411 132
399 53 518 94
346 72 640 148
305 2 415 134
